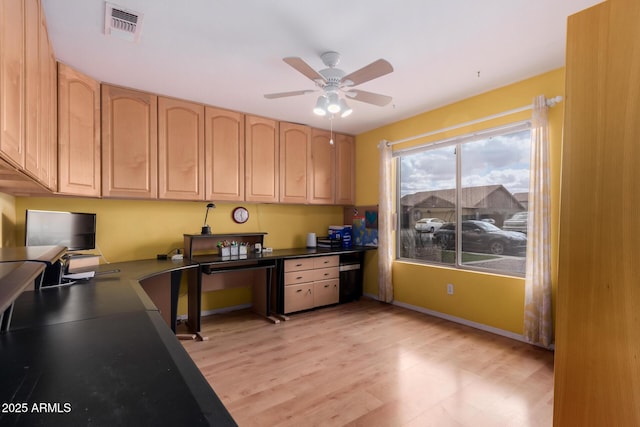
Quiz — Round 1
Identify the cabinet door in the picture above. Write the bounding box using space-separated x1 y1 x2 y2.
57 63 101 196
102 85 158 198
335 133 355 205
309 128 335 204
24 0 40 178
279 122 310 204
245 115 279 202
0 0 25 167
205 106 244 201
158 97 204 200
284 283 314 313
314 279 339 307
42 14 57 191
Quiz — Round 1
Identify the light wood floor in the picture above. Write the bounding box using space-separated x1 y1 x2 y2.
181 298 554 427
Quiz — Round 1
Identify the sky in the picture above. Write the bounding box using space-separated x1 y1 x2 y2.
399 129 531 197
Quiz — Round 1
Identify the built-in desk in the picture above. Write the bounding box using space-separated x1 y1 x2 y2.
1 252 236 425
0 244 374 425
2 281 236 426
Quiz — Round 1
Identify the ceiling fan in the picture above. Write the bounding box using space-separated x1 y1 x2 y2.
264 51 394 117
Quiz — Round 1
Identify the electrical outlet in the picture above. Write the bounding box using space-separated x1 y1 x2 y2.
447 283 454 295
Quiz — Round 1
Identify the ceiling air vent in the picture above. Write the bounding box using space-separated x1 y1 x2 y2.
104 2 143 42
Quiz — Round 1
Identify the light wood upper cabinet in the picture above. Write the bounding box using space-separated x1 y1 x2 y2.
0 0 25 168
205 107 245 201
21 0 56 190
309 128 335 204
41 12 57 191
245 115 279 203
158 97 205 200
57 63 101 197
24 0 40 178
334 133 355 205
279 122 311 204
101 84 158 199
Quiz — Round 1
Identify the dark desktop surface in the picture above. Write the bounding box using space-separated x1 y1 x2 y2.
0 310 236 427
7 278 155 331
0 277 237 427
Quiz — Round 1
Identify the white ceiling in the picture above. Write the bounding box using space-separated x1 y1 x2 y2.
42 0 601 135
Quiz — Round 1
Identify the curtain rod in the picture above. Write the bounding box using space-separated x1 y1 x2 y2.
386 95 563 147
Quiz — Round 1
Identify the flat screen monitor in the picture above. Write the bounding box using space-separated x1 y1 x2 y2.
25 210 97 251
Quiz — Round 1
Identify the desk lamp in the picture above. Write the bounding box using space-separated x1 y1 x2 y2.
201 203 216 234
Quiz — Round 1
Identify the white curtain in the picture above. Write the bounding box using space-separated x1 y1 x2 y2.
523 95 553 347
378 140 393 302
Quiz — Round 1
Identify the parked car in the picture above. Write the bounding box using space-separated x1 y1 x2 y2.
414 217 446 233
433 220 527 255
503 212 528 233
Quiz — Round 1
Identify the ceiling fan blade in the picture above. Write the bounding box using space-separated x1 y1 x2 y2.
345 89 392 107
283 57 326 83
342 59 393 86
264 90 315 99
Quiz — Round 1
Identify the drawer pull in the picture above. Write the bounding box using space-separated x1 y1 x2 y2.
324 273 329 276
296 289 302 293
324 284 329 288
296 276 303 280
296 263 303 267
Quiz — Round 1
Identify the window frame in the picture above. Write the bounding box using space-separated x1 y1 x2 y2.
394 120 531 277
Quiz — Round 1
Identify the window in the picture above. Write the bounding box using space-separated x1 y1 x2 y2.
396 122 530 276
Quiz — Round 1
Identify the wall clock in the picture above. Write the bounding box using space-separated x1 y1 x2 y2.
232 207 249 224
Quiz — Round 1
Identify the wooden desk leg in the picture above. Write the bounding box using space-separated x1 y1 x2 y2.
265 266 280 324
186 268 207 339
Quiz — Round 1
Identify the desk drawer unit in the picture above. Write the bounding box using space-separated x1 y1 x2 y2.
282 255 340 314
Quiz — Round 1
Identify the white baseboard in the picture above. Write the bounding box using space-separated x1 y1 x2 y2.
364 292 533 345
392 300 529 343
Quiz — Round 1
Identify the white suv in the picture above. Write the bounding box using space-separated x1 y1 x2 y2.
503 212 528 233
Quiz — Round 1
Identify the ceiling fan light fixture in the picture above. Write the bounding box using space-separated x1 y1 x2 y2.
327 92 341 114
339 99 353 118
313 96 328 116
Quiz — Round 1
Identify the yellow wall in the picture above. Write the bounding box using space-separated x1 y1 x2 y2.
355 68 565 334
0 192 17 247
13 197 343 313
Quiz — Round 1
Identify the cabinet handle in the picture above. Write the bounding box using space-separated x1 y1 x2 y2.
324 284 329 288
307 289 312 294
296 289 302 293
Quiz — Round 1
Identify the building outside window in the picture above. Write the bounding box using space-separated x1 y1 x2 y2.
396 122 531 276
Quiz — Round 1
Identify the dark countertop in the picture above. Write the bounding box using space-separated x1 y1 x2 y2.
2 257 237 427
0 245 66 264
0 309 236 427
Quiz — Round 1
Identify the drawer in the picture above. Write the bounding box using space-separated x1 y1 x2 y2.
313 255 339 269
312 266 339 281
314 279 339 307
284 269 316 285
284 258 315 272
284 283 314 313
